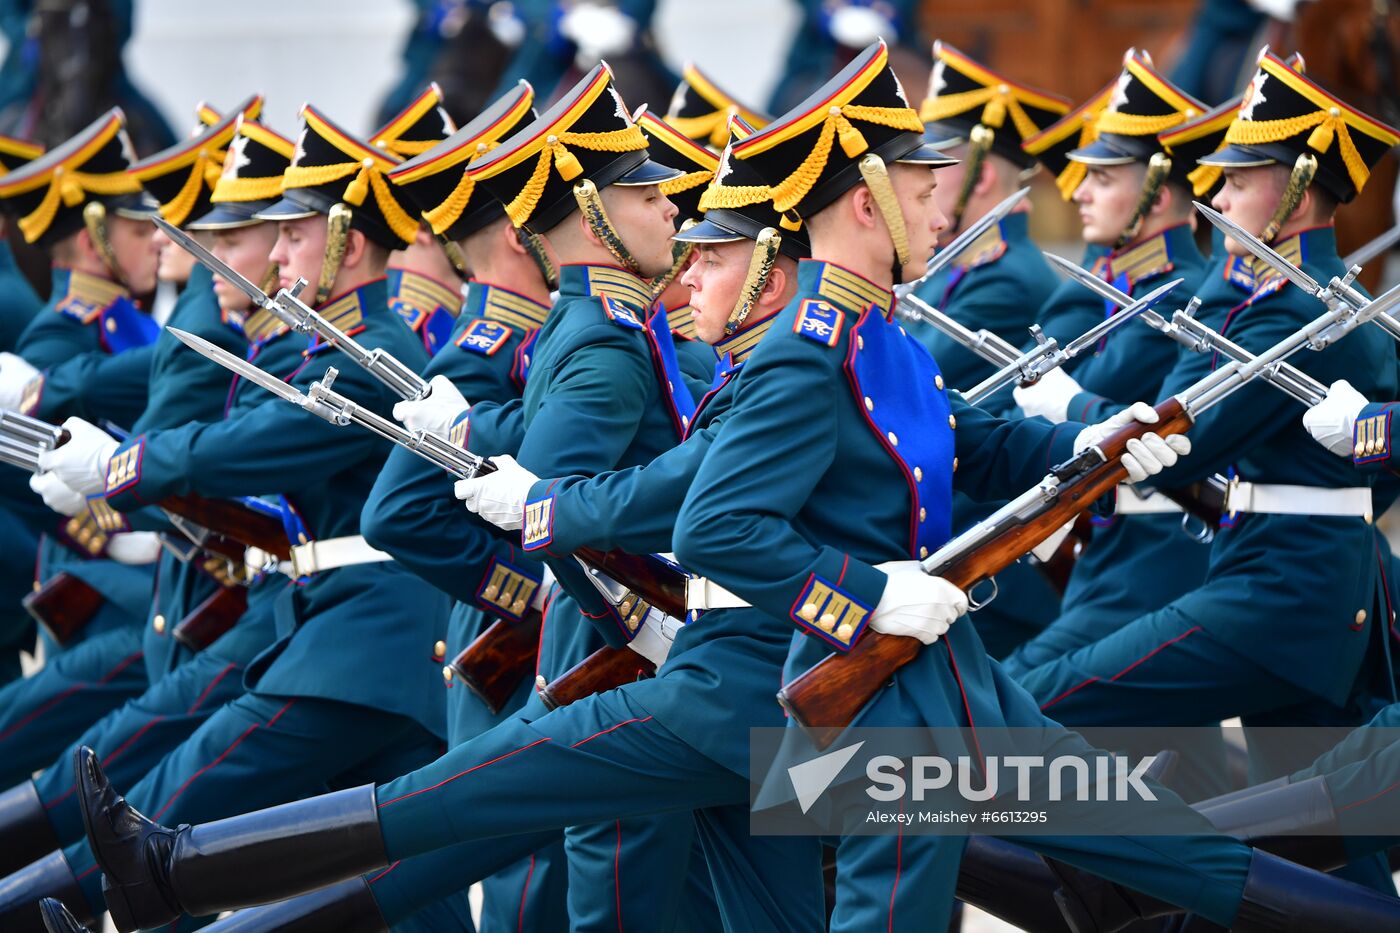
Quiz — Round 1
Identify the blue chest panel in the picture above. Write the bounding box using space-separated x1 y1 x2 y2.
99 297 160 354
846 310 955 559
645 305 699 438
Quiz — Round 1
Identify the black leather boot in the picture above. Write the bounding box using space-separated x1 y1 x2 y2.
0 852 96 933
1233 849 1400 931
955 836 1071 932
74 747 388 932
201 878 389 933
1196 775 1348 871
0 781 62 877
38 898 91 933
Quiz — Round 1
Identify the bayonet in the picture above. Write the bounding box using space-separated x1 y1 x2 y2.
1343 221 1400 269
899 187 1030 293
154 216 432 401
896 293 1022 368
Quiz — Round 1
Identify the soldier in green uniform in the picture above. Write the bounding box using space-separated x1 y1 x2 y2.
0 110 160 788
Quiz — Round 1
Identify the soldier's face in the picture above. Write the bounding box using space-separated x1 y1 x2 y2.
269 215 329 294
153 224 198 285
108 216 159 294
682 240 750 344
210 223 278 313
892 163 946 281
1212 166 1285 256
603 184 679 277
1073 164 1143 245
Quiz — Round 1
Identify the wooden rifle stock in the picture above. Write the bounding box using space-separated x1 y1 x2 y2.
574 547 687 617
449 610 543 714
157 495 291 561
23 571 105 646
777 398 1193 749
172 585 248 652
539 645 656 710
1028 513 1093 594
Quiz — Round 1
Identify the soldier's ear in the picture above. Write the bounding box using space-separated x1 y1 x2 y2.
341 228 369 268
851 184 878 230
761 262 787 305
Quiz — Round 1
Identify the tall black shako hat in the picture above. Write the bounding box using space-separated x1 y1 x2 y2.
664 62 771 150
129 94 264 228
0 134 42 176
388 81 537 241
370 83 458 160
1199 49 1400 203
682 116 810 260
635 106 719 222
0 108 149 247
714 40 953 227
466 63 681 235
189 116 296 230
1022 78 1118 200
256 105 418 249
920 41 1069 168
1066 50 1206 190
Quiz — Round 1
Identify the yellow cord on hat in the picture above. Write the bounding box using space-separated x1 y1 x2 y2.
660 169 713 197
1094 109 1189 137
420 141 501 234
503 124 645 227
666 110 733 149
1186 163 1223 197
1225 108 1371 193
18 167 140 243
1053 112 1105 200
157 148 227 227
283 158 420 242
766 104 922 213
920 85 1040 141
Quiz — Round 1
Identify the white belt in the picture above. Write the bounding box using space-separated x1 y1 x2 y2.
685 576 751 612
1223 482 1372 518
627 609 686 668
1114 486 1183 515
246 535 392 578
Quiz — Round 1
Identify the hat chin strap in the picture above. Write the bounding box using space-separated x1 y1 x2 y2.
81 202 129 292
1261 153 1319 244
317 203 353 306
573 179 642 276
438 234 469 279
724 227 781 335
857 154 912 286
949 125 994 235
650 219 699 302
515 227 559 292
259 263 280 296
1114 152 1173 250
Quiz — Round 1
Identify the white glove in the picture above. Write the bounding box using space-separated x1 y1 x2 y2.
1246 0 1302 22
531 565 556 611
1013 365 1084 424
454 455 540 531
392 374 470 437
106 531 162 565
829 4 895 47
29 471 87 517
1075 401 1191 483
36 417 118 495
868 560 968 645
559 3 637 59
1303 379 1369 457
0 351 39 409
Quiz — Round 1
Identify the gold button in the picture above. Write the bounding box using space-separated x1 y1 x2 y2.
864 396 874 411
512 598 527 614
152 614 166 634
1356 609 1368 625
953 457 959 472
1356 441 1367 457
433 640 447 658
483 585 499 600
1365 512 1374 525
948 414 957 429
535 674 548 691
627 613 639 629
106 318 118 332
919 507 927 522
443 665 454 683
919 546 929 558
888 431 898 447
836 623 854 641
935 375 944 390
818 612 836 631
799 603 818 621
914 467 923 482
858 336 865 350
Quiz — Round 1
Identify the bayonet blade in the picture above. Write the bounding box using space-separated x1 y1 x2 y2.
166 327 308 406
1343 221 1400 269
1060 277 1182 356
922 187 1030 281
1194 202 1322 295
1044 251 1134 307
152 216 278 312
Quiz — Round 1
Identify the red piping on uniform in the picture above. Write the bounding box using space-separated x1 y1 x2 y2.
366 860 401 884
1040 626 1203 711
571 716 653 748
187 663 238 714
377 738 552 807
517 853 536 933
944 642 984 770
1338 779 1400 812
887 801 905 932
0 650 143 742
153 699 296 820
45 715 169 810
614 820 625 933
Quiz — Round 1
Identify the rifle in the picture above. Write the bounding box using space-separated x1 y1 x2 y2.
777 276 1400 749
171 584 249 653
22 571 104 646
0 409 292 562
448 611 543 714
538 642 655 710
898 187 1030 292
166 328 691 700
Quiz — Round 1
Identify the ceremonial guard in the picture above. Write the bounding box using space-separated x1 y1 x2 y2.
1004 52 1218 686
0 110 160 787
663 62 770 151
